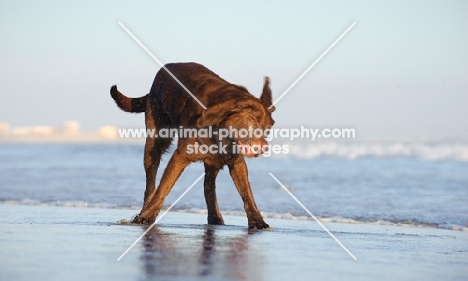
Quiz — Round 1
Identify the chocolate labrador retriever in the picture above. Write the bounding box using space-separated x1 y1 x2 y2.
110 62 275 229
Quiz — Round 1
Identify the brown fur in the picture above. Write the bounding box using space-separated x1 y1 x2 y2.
110 62 275 229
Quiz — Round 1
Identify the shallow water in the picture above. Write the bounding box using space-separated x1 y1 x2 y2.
0 142 467 230
1 204 467 281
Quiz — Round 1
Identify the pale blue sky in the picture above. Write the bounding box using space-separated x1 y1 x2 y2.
1 0 467 139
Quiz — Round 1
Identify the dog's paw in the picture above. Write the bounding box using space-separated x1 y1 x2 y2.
131 214 155 225
207 215 225 225
248 219 271 230
110 85 117 96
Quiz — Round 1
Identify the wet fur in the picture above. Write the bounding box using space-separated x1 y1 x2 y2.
110 62 275 229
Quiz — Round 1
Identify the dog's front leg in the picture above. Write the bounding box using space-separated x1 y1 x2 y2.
228 158 270 229
132 150 189 224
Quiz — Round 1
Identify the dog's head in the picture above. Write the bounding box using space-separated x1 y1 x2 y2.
197 77 275 157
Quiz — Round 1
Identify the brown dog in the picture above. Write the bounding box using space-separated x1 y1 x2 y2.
110 62 275 229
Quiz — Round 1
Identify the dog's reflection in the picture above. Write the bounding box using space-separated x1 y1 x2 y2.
141 225 262 280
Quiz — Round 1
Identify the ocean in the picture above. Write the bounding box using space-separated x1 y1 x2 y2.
1 141 467 231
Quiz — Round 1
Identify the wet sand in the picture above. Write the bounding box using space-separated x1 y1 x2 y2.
0 204 467 280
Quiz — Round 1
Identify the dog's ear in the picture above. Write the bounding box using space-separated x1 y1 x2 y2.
197 101 253 127
197 104 229 127
260 77 275 112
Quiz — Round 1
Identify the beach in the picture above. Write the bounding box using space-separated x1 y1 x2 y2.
1 143 467 280
1 203 467 281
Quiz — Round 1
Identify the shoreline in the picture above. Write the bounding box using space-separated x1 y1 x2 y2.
1 201 467 233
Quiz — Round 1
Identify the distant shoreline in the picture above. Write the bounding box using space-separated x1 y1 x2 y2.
0 120 134 143
0 133 144 143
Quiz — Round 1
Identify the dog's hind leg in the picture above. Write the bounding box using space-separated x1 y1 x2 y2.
133 149 190 224
134 98 172 222
204 163 224 225
141 136 172 211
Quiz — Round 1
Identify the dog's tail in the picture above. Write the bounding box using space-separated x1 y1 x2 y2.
110 85 147 113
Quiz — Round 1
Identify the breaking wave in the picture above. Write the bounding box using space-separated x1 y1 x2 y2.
276 140 468 161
